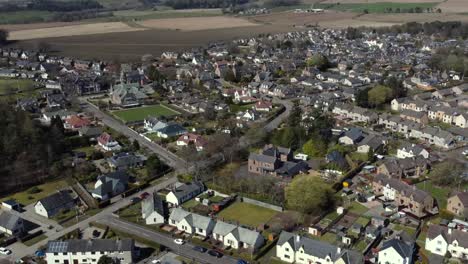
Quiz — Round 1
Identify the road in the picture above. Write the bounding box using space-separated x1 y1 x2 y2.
97 217 238 264
6 175 177 261
264 98 293 132
79 98 188 170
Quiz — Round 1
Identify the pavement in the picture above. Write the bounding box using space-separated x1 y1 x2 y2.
3 175 177 261
97 216 238 264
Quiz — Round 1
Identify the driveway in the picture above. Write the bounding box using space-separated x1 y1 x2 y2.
97 216 238 264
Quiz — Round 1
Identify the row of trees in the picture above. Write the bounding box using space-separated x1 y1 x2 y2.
356 76 406 108
375 21 468 39
0 29 7 45
163 0 250 9
2 0 103 12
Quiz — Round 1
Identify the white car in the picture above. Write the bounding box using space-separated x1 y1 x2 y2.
0 247 11 255
151 260 161 264
462 149 468 156
174 238 184 245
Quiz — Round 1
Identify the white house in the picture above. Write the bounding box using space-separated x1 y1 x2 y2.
141 193 167 225
276 231 363 264
166 181 204 206
378 238 414 264
34 190 75 218
396 143 429 159
97 132 121 152
426 225 468 260
46 239 134 264
91 171 129 201
168 208 215 237
212 221 264 251
0 212 24 236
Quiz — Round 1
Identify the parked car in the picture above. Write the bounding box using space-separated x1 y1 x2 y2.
193 246 207 253
130 197 141 204
174 238 184 245
151 260 161 264
207 250 223 258
0 247 11 255
237 260 248 264
139 192 150 199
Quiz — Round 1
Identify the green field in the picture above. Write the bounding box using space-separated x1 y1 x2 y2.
218 202 278 228
113 8 223 21
112 105 179 122
0 10 54 24
315 2 439 13
2 179 69 206
0 79 35 95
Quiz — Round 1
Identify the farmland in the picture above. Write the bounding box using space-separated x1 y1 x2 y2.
315 2 440 13
137 16 259 31
112 105 179 123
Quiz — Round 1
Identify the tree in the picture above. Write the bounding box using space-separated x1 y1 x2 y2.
429 159 465 187
0 29 8 45
97 256 116 264
368 85 393 107
355 87 370 108
285 175 335 214
302 138 327 157
148 65 166 83
132 140 140 151
146 154 164 178
306 54 330 71
287 100 302 127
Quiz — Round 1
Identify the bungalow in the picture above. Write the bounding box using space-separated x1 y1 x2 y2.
141 193 167 225
276 231 363 264
97 132 121 152
447 192 468 217
212 221 264 251
425 225 468 260
166 181 204 206
34 190 75 218
378 238 414 264
255 100 273 112
176 133 207 152
0 212 25 236
91 170 129 201
78 126 103 138
168 208 215 237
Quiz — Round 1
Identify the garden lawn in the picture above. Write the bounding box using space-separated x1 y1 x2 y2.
416 181 450 208
229 103 255 113
3 179 69 206
0 79 35 95
112 105 179 122
348 201 369 215
218 202 278 228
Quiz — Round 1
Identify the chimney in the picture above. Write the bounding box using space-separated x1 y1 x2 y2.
448 228 452 235
337 247 341 254
296 235 300 243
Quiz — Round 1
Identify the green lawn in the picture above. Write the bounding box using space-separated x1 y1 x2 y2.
2 179 69 206
229 103 255 113
416 181 450 208
22 234 47 246
0 79 35 95
113 8 223 21
315 2 439 13
316 232 337 244
181 199 199 210
112 105 179 122
353 240 368 252
393 224 417 237
217 202 278 228
0 10 54 24
354 216 370 226
73 146 95 157
348 201 369 215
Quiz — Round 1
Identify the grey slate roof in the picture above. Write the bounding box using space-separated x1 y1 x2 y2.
427 225 468 248
92 170 129 197
0 211 22 231
277 231 363 263
47 239 134 253
381 238 414 260
374 174 431 203
169 208 213 230
142 193 167 219
37 190 74 213
170 181 204 200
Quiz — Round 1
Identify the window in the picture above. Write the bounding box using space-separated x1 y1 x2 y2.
285 248 289 252
91 252 95 255
284 255 290 259
54 253 58 256
55 261 59 263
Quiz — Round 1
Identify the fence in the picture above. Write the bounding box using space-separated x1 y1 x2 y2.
241 197 283 212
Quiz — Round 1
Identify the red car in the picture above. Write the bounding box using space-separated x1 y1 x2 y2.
139 192 150 199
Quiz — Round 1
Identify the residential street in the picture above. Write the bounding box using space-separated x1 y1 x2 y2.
264 98 293 132
4 175 177 261
97 216 239 264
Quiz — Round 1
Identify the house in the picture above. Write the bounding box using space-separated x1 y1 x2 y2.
377 157 428 179
141 193 167 225
34 191 75 218
357 135 385 154
168 208 215 237
107 152 146 171
212 221 265 251
276 231 363 264
396 143 429 159
378 238 414 264
64 115 91 130
399 109 429 124
447 192 468 217
165 181 204 206
110 83 148 107
255 100 273 112
97 132 121 152
338 128 364 145
248 144 308 177
91 170 129 201
372 174 434 218
325 151 349 171
425 225 468 260
332 103 378 124
78 126 103 138
144 117 187 138
46 239 135 264
176 133 207 152
0 211 25 236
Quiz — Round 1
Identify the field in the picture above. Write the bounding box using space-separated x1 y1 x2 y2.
114 8 223 21
322 0 441 3
8 22 145 41
2 179 69 206
315 2 440 13
137 16 259 31
416 181 450 208
112 105 179 122
217 202 278 228
434 0 468 13
0 79 35 95
0 10 54 24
